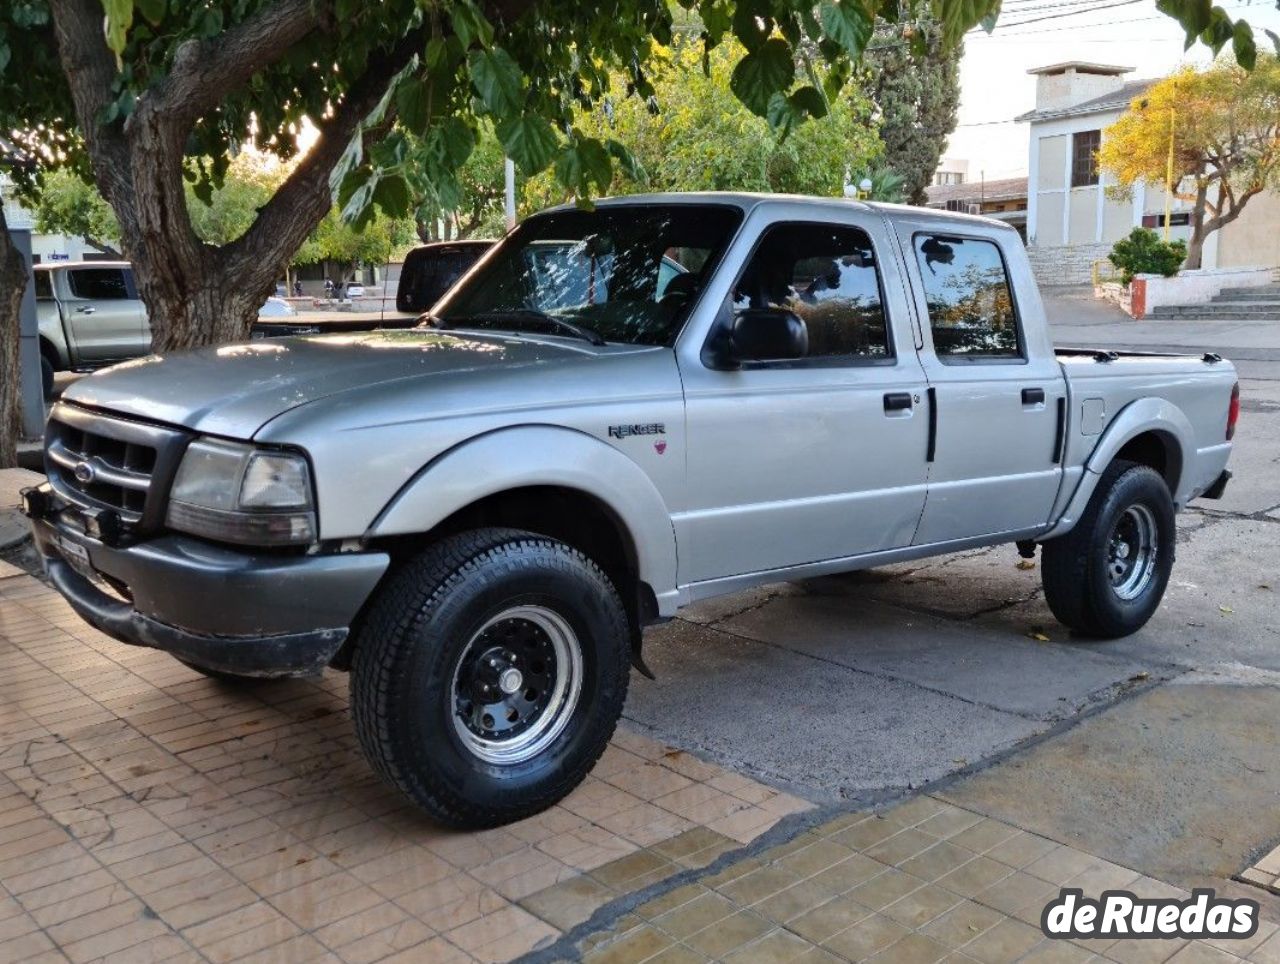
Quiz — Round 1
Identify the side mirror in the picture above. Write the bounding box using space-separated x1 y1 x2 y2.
729 308 808 363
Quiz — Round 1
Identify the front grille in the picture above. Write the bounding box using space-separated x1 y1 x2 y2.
45 403 189 530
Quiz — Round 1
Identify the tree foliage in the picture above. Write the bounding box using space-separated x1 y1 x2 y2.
863 15 961 206
30 167 121 255
1099 57 1280 269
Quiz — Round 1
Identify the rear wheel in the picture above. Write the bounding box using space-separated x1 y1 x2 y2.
350 528 630 828
1041 460 1175 638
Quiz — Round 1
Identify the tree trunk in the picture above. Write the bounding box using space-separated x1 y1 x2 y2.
1183 180 1210 270
0 202 29 467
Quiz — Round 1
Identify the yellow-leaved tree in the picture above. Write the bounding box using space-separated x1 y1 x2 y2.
1099 57 1280 270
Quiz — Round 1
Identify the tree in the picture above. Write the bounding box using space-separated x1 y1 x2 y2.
863 15 961 205
1099 57 1280 270
294 207 418 282
30 167 121 255
0 1 82 465
5 0 1001 357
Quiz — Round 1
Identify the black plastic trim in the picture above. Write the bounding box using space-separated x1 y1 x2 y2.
926 387 938 463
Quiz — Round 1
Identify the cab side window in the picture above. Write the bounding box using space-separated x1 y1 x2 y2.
913 235 1021 361
67 268 131 300
733 223 892 362
33 271 53 300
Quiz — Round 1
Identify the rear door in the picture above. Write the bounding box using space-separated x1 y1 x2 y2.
677 208 931 583
63 266 146 363
896 222 1066 545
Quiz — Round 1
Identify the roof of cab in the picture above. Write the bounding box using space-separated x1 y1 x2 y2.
546 191 1016 232
33 260 131 270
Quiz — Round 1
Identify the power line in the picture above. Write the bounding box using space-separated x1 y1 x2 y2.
970 0 1145 33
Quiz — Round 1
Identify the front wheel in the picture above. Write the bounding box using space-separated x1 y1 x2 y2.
350 528 630 828
1041 460 1175 638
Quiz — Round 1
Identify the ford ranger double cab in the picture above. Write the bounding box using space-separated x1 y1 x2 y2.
24 194 1237 828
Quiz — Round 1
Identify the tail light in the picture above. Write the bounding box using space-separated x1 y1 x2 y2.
1226 382 1240 440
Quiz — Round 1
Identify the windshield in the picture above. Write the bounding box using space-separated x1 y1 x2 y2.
437 204 743 346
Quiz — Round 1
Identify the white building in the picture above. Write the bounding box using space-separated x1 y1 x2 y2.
932 158 969 187
1017 61 1280 284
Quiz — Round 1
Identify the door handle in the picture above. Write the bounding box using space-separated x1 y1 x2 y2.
76 306 96 315
883 392 913 413
1021 387 1045 405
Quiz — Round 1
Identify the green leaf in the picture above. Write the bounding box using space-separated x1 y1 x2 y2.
497 114 559 173
789 85 828 120
439 117 476 168
605 139 646 183
1157 0 1212 49
339 169 377 225
1199 6 1234 53
452 2 494 50
101 0 134 55
1232 19 1256 70
136 0 165 26
396 78 430 134
555 136 613 196
469 47 523 115
941 0 1001 47
732 2 770 52
0 43 10 75
373 172 411 216
1267 28 1280 56
819 1 872 59
729 38 795 116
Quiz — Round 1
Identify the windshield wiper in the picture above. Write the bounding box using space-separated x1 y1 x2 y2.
451 309 607 347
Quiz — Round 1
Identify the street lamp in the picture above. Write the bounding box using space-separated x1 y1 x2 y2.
858 177 874 200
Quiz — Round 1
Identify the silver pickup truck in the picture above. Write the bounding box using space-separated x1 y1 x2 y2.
24 193 1237 827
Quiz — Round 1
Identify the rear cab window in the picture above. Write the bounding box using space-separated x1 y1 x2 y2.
33 271 53 300
67 267 134 300
912 234 1023 362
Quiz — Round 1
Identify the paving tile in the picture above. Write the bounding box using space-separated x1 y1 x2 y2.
789 893 874 944
584 922 674 963
920 898 1006 949
685 910 775 958
519 873 618 931
873 932 951 963
722 927 814 964
822 912 912 959
959 917 1045 963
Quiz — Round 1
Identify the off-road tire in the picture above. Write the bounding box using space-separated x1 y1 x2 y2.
1041 460 1175 638
350 528 630 828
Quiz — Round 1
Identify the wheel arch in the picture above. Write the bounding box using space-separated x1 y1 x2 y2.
1044 398 1194 539
365 425 680 619
38 334 66 370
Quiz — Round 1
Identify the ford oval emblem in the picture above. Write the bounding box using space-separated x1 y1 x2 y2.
73 461 96 484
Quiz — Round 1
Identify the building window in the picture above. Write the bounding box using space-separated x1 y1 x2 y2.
1071 130 1101 187
1141 212 1190 228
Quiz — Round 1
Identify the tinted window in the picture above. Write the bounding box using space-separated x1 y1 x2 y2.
33 271 53 300
914 235 1021 361
440 205 742 346
731 223 891 361
68 267 131 300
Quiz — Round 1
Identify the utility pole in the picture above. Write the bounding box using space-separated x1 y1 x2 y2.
1164 106 1176 241
504 158 517 231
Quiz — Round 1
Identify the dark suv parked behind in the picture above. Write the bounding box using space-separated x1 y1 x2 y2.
396 240 494 314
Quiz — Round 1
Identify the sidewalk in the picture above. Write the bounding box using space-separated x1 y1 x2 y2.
557 797 1280 964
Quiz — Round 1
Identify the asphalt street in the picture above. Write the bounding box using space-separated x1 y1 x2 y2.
623 286 1280 823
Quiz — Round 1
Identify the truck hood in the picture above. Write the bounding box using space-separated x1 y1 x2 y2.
62 329 597 438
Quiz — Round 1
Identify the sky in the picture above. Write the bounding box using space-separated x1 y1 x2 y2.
947 0 1280 182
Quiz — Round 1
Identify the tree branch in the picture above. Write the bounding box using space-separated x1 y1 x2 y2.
220 23 430 285
47 0 139 240
159 0 327 123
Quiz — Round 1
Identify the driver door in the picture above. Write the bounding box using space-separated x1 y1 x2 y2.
677 215 930 584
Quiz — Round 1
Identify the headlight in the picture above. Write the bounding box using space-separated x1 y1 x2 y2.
166 438 317 546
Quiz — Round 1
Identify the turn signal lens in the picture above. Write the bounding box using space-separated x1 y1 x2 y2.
1226 382 1240 441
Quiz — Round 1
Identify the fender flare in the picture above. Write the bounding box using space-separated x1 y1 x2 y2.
1044 397 1194 538
368 425 680 609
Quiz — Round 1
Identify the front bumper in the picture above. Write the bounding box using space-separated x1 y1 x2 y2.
24 484 389 677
